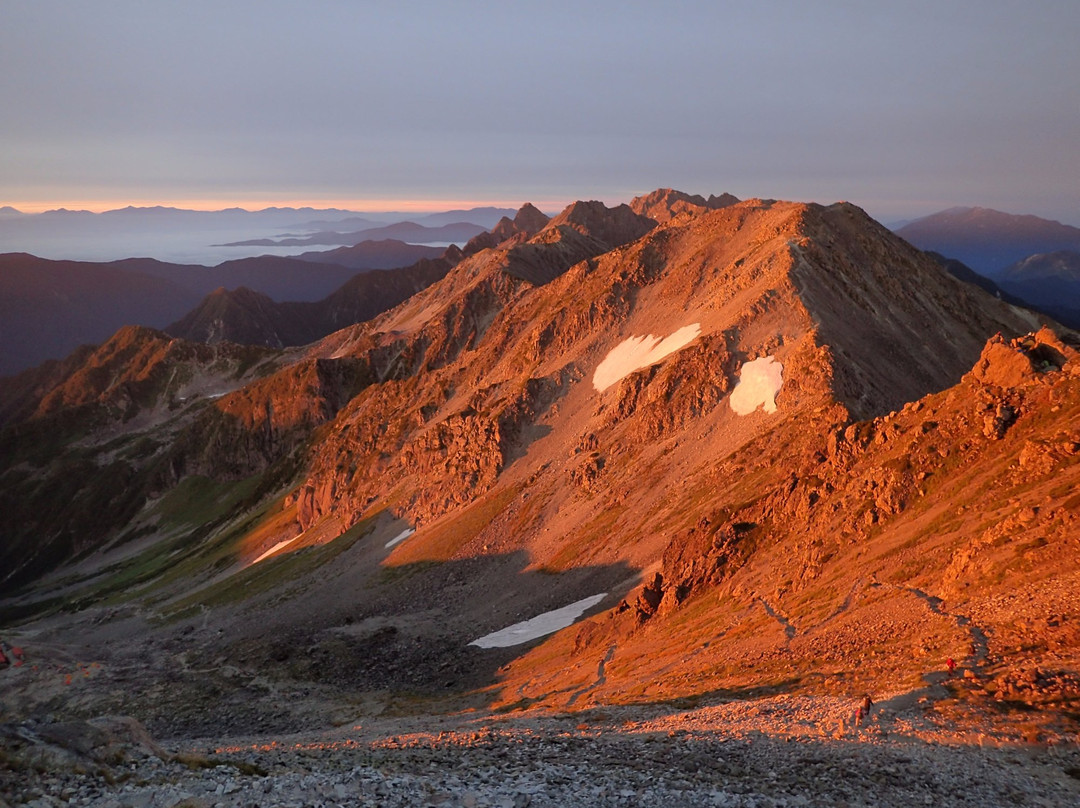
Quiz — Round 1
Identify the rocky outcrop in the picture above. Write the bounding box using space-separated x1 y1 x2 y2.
630 188 739 222
0 324 273 429
464 203 551 255
170 356 374 481
544 200 656 248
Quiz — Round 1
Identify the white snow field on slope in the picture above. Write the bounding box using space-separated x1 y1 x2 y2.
469 594 608 648
385 528 415 548
252 537 298 565
592 324 702 392
729 355 783 415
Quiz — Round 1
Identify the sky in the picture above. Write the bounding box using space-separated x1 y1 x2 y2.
3 1 1079 224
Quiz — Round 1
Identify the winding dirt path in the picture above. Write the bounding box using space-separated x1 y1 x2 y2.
567 643 617 706
757 598 797 640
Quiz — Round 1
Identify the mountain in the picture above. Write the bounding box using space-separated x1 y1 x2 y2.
15 205 364 230
997 250 1080 328
166 253 460 347
220 221 488 248
463 203 552 254
298 207 518 231
926 251 1031 307
896 207 1080 275
629 187 739 222
0 253 204 376
117 255 361 301
1 192 1076 755
415 206 519 229
0 253 359 375
0 247 438 375
291 238 445 270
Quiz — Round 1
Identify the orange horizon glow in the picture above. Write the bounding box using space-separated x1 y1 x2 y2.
3 196 576 215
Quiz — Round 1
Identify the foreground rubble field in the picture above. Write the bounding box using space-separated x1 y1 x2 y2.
5 694 1080 808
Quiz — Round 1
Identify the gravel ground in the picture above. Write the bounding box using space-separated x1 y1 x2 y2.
7 697 1080 808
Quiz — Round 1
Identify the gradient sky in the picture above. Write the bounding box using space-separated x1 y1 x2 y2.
3 1 1079 224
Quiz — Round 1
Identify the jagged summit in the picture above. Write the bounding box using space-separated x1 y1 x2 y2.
630 187 739 222
511 202 550 234
464 203 552 255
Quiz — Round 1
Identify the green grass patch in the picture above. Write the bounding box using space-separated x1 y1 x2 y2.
153 475 263 532
161 514 378 617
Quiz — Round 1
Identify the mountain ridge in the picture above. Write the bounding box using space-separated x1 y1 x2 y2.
1 190 1077 757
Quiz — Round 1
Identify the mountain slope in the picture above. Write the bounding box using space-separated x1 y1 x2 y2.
0 326 280 589
166 254 459 347
291 238 444 270
997 250 1080 328
2 192 1075 745
896 207 1080 275
0 253 204 376
499 327 1080 715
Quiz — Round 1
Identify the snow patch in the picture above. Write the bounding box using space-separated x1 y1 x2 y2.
385 528 415 548
469 593 608 648
730 355 783 415
252 537 298 565
593 324 702 392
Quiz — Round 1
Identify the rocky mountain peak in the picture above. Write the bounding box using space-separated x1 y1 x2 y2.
629 188 740 222
512 202 550 235
543 199 657 247
463 203 550 255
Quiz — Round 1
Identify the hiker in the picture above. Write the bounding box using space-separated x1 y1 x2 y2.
947 657 956 676
0 639 24 668
860 694 873 721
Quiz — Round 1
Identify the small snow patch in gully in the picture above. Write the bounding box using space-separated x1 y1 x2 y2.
593 324 701 392
469 594 607 648
385 528 415 548
730 355 783 415
252 537 298 565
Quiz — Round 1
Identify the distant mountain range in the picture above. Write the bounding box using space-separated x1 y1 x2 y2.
0 204 517 232
0 254 203 378
218 221 487 248
0 204 516 264
895 207 1080 275
997 250 1080 328
894 207 1080 328
166 252 461 348
0 240 458 376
